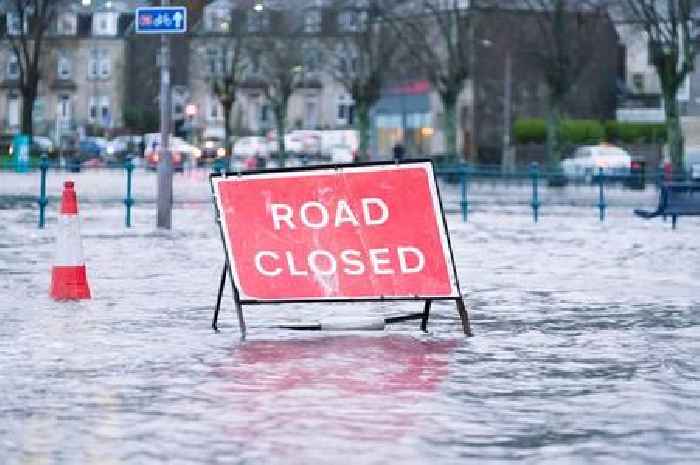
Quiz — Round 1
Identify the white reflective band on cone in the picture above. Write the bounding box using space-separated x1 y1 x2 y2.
54 214 85 267
320 317 385 331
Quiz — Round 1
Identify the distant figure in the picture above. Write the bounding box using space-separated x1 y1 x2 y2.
392 143 405 162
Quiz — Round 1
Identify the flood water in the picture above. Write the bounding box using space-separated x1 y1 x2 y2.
1 170 699 464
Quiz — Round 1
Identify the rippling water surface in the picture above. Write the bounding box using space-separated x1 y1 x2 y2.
1 178 700 464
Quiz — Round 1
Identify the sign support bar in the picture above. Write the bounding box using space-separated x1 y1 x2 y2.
211 263 472 336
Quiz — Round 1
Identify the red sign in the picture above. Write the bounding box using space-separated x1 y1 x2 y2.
212 162 458 301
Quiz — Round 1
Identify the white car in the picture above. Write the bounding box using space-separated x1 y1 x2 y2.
561 145 631 180
233 137 269 158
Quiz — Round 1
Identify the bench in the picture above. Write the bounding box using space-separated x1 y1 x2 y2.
634 182 700 229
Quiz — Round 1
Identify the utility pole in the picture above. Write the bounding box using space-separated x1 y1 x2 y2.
157 0 173 229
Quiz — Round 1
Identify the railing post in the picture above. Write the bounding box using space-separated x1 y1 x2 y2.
124 158 135 228
460 164 469 222
529 162 540 223
38 153 49 229
597 167 606 222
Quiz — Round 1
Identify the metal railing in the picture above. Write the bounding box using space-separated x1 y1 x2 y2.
2 155 698 229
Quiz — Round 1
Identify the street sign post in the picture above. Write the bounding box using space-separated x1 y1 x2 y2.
135 7 187 34
136 3 187 229
209 161 473 337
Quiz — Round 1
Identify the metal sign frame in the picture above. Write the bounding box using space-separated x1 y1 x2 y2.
135 6 187 34
209 160 472 337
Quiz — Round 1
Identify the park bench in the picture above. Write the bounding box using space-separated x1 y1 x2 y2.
634 182 700 229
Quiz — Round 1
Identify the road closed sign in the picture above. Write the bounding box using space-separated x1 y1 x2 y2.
212 162 460 301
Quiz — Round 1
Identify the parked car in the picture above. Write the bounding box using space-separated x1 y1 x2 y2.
33 136 56 156
197 137 228 166
561 144 632 181
233 136 269 159
144 136 199 172
78 139 103 159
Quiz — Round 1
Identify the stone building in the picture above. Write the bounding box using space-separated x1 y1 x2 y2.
0 1 132 146
187 0 356 142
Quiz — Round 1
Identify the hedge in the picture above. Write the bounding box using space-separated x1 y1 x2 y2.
514 118 667 145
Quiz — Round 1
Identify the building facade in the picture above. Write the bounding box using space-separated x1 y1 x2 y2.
0 2 132 147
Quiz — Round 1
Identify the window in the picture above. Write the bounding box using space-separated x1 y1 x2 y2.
56 13 77 35
305 98 318 129
304 9 322 33
88 96 111 126
33 98 45 122
261 104 269 124
7 12 26 36
247 11 269 33
99 51 111 78
338 10 367 32
437 0 470 10
207 48 224 75
8 94 20 128
337 95 355 126
57 53 72 79
89 97 98 122
88 50 99 79
7 54 20 79
93 12 117 36
302 45 320 73
206 8 231 32
101 96 111 126
58 95 71 121
632 73 644 92
88 50 110 79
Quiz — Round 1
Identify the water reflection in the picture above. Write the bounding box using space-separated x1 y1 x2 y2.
214 335 457 463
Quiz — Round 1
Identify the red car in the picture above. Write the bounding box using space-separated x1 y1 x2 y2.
145 143 184 172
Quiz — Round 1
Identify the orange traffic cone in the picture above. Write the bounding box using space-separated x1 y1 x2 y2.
50 181 91 300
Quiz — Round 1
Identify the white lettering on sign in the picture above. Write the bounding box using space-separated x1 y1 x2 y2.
271 203 295 230
362 198 389 226
255 251 282 277
397 247 425 273
254 247 425 278
369 248 393 275
256 196 428 279
270 198 389 230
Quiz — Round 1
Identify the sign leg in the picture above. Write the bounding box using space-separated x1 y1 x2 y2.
232 284 247 339
456 298 473 337
212 262 228 331
420 300 432 332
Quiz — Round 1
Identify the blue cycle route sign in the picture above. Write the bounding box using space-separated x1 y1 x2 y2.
135 7 187 34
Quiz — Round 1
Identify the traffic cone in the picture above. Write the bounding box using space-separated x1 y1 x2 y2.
50 181 91 300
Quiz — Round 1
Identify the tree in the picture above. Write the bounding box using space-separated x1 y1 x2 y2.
396 0 475 159
6 0 56 137
624 0 696 171
211 30 247 162
246 8 306 164
521 0 608 169
325 0 400 161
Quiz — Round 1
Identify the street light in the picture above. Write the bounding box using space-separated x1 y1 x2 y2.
254 2 264 12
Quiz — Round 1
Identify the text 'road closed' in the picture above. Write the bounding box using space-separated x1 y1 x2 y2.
213 164 459 300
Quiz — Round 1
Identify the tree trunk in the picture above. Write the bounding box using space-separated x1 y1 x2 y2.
355 103 371 162
440 93 458 159
545 96 562 170
223 102 232 162
21 88 36 137
663 91 684 173
274 107 286 167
